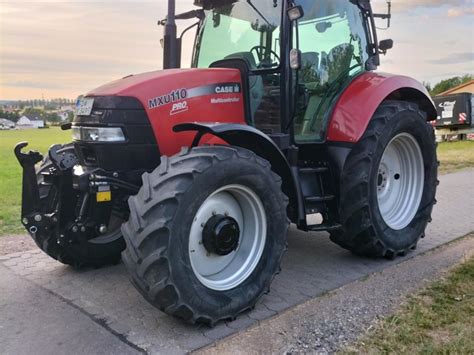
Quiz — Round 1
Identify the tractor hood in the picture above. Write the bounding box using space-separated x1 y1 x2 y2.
84 67 246 157
88 69 187 97
86 68 243 111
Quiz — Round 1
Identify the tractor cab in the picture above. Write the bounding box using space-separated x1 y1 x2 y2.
170 0 382 142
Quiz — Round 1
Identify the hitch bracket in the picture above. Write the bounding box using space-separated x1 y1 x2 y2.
14 142 44 217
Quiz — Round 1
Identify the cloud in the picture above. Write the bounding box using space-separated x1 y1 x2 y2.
4 81 65 90
447 7 474 17
0 1 198 99
372 0 472 12
429 52 474 65
395 0 469 9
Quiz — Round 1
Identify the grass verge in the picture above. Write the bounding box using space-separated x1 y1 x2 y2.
437 140 474 174
344 256 474 354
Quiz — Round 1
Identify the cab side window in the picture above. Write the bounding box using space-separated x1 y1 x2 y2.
294 0 369 142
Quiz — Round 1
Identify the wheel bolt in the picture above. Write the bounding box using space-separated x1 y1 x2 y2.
72 226 78 232
22 218 28 225
81 226 86 232
34 214 42 222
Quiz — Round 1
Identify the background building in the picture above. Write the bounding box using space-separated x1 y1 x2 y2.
16 115 45 129
438 80 474 96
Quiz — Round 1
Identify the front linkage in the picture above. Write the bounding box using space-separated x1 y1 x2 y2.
14 143 129 267
15 143 80 246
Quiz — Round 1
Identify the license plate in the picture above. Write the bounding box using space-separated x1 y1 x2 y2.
76 97 94 116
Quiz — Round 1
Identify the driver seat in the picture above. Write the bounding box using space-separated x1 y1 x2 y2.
209 52 264 123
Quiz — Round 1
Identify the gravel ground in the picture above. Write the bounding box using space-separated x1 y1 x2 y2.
0 235 36 256
199 234 474 354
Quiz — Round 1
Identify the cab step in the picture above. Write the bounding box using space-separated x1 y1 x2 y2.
305 195 335 203
299 167 329 174
307 223 342 232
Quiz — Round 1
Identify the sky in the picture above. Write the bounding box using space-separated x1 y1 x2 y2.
0 0 473 100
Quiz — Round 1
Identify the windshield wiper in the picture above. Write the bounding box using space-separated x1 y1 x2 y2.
158 9 205 26
246 0 272 27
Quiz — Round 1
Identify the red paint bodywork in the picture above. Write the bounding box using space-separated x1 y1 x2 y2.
88 68 245 156
326 72 436 143
87 69 435 150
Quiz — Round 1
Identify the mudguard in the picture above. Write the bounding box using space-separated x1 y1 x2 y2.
173 123 301 222
327 72 437 143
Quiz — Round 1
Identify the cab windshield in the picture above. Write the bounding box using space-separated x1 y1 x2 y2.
193 0 282 69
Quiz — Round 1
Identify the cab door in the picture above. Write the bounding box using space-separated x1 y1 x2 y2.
293 0 370 143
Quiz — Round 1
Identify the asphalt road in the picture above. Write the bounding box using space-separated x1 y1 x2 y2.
1 169 473 354
200 235 474 354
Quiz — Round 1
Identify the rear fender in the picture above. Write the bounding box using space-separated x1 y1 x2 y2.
173 123 301 223
327 72 437 143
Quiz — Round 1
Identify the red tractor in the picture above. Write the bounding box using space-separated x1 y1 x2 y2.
15 0 437 325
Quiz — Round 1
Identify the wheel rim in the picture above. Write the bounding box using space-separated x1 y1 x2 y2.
188 184 267 291
377 133 424 230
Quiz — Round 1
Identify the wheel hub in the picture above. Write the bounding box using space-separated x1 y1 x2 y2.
377 162 390 193
202 215 240 256
188 184 267 291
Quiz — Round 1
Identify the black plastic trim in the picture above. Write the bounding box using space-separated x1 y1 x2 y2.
73 96 160 171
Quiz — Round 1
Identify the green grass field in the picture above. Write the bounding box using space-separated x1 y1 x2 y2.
0 128 71 235
437 140 474 174
0 129 473 236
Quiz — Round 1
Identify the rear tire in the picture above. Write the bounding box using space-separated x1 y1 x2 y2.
122 146 289 325
33 145 126 268
330 101 438 258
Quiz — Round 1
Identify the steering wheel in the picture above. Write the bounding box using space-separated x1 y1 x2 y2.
250 46 280 68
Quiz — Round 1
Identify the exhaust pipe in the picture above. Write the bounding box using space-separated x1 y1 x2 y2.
163 0 180 69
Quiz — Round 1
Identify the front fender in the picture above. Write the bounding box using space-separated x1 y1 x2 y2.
327 72 437 143
174 123 301 223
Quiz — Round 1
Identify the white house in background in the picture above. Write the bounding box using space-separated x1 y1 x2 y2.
0 118 15 129
16 115 45 129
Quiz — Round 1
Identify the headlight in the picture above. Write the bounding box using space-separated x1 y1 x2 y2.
72 127 126 142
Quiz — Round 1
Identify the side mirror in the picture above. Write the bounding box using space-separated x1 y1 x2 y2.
287 5 304 21
290 49 302 70
379 39 393 54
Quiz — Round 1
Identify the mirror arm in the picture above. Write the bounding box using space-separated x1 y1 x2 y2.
372 0 392 28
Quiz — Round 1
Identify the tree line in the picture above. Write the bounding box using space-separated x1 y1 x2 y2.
424 74 473 97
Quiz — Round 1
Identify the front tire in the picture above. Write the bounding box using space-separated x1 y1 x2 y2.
330 101 438 258
121 146 289 325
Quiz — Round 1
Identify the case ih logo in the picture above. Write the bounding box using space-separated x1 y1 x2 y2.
149 89 188 109
215 84 241 94
148 83 242 110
